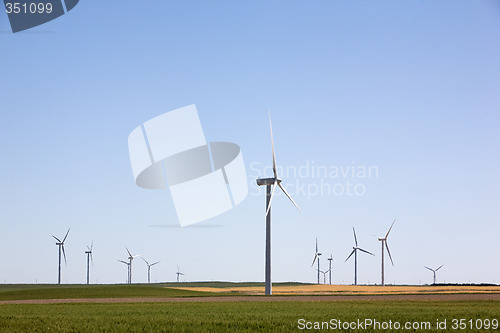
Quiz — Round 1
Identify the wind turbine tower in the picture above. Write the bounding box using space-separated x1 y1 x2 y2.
126 248 140 284
118 260 131 283
176 265 184 282
345 227 374 285
256 112 300 295
52 229 70 285
85 241 93 284
142 258 160 284
425 265 443 284
379 219 395 286
327 254 334 285
311 239 322 284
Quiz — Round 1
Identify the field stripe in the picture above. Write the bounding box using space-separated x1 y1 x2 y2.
1 293 500 304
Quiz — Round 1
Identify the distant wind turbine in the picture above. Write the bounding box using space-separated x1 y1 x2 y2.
52 229 70 285
176 265 184 283
319 269 330 284
125 248 140 284
256 112 300 295
327 254 334 285
425 265 443 284
379 219 395 286
118 260 131 283
85 241 93 285
311 238 322 284
142 258 160 284
345 227 374 285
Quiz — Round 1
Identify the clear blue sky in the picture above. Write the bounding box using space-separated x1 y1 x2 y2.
1 0 499 285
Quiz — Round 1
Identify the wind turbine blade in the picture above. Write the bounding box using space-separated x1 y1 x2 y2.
358 248 374 256
436 265 444 271
353 227 358 247
177 265 180 272
311 253 318 267
142 258 149 265
62 229 70 243
265 181 278 217
62 245 67 265
90 240 93 252
424 266 433 272
385 242 394 266
345 249 356 262
269 111 277 179
126 247 132 257
278 183 300 212
118 260 128 265
90 252 93 265
52 236 61 242
151 261 160 266
386 219 396 239
87 246 91 252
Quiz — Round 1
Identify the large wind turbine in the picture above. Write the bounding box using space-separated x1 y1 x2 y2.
52 229 70 285
327 254 334 285
126 248 140 284
345 227 374 285
425 265 443 284
379 219 395 286
311 239 322 284
176 265 184 283
85 241 93 284
142 258 160 284
256 112 300 295
118 260 131 283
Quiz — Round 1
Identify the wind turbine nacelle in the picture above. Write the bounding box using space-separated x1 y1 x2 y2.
256 178 281 186
378 238 384 241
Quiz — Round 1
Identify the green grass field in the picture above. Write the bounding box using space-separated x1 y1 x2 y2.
0 284 499 332
0 284 213 301
0 301 499 332
0 282 310 301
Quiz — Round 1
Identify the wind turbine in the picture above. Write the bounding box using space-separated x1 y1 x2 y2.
142 258 160 284
118 260 131 283
176 265 184 283
126 248 140 284
52 229 70 285
425 265 443 284
85 241 93 285
379 219 395 286
256 112 300 295
311 239 322 284
345 227 374 285
319 269 330 284
327 254 334 285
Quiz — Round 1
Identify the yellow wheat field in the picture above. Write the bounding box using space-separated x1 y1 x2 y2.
172 285 500 296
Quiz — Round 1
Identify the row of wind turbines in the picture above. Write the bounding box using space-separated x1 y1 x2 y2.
310 223 444 286
52 229 184 284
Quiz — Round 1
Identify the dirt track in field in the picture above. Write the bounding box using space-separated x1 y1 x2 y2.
1 293 500 304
